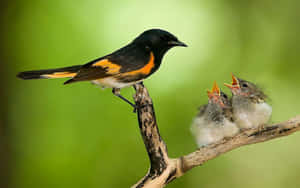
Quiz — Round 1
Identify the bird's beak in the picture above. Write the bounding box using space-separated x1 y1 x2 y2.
168 40 188 47
207 81 220 99
224 73 240 89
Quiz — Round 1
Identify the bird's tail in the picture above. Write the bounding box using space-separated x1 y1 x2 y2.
17 65 82 80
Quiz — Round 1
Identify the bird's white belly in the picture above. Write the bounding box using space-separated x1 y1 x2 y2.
91 77 143 88
191 116 239 147
234 102 272 129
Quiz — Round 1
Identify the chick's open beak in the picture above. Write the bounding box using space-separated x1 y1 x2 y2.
224 73 240 89
207 81 221 99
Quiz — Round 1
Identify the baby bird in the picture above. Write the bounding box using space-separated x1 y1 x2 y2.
191 82 239 147
224 74 272 129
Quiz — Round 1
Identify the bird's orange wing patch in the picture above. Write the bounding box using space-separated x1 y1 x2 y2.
122 52 155 76
92 59 121 74
42 72 77 78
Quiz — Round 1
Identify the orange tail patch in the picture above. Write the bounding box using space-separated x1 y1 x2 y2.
42 72 77 78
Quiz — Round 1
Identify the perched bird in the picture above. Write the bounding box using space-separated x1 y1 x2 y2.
191 82 239 147
224 74 272 129
17 29 187 109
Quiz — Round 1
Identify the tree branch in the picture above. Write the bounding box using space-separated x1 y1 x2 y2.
132 84 300 188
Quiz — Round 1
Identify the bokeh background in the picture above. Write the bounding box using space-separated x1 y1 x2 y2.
1 0 300 187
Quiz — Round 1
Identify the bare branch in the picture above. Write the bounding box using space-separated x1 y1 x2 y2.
132 84 300 188
132 83 171 188
179 116 300 173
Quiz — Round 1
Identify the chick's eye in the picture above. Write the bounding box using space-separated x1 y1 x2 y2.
223 94 228 99
242 83 248 88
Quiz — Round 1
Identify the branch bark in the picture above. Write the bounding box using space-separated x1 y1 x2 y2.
132 84 300 188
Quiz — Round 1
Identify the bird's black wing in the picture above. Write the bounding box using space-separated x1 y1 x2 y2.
65 43 151 84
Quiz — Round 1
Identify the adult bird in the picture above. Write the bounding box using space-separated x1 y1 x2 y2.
17 29 187 109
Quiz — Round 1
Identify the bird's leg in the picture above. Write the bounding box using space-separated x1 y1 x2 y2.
112 88 137 112
138 81 144 87
257 124 266 133
133 82 144 90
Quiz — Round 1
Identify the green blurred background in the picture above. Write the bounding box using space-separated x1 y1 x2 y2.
1 0 300 187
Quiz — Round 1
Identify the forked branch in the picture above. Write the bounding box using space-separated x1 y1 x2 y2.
132 84 300 188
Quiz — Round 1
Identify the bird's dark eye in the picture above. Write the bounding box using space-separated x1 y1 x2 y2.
223 94 228 99
145 45 151 51
242 83 248 88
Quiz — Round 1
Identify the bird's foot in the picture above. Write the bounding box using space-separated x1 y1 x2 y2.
257 124 266 133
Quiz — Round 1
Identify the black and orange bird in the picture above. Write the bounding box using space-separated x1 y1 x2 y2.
17 29 187 109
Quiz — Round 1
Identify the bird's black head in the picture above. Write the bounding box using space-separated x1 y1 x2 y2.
133 29 187 61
